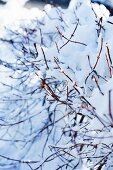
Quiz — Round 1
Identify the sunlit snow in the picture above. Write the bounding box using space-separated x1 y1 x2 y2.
0 0 113 170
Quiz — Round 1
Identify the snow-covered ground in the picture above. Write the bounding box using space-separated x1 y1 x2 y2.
0 0 113 170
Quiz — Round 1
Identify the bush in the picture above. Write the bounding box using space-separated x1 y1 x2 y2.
0 1 113 170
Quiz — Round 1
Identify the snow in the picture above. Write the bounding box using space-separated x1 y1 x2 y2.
92 0 113 8
0 0 113 169
0 0 44 27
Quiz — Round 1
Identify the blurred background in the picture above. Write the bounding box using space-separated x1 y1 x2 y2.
0 0 70 9
26 0 70 9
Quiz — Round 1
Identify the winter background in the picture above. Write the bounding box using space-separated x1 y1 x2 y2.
0 0 113 170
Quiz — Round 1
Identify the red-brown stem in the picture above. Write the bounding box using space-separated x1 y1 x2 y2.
108 90 113 122
41 46 49 70
93 38 103 70
106 44 112 65
93 75 104 95
105 53 112 78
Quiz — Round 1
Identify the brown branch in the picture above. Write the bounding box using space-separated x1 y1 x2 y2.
41 79 60 101
105 53 112 78
54 57 80 94
93 38 103 70
108 90 113 122
96 17 103 37
55 41 60 53
34 43 38 58
39 28 43 45
106 44 112 65
41 46 49 70
66 80 69 100
107 21 113 25
93 75 104 95
80 96 96 110
56 21 87 50
0 154 39 164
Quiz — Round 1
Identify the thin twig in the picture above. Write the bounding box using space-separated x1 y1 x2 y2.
93 38 103 70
